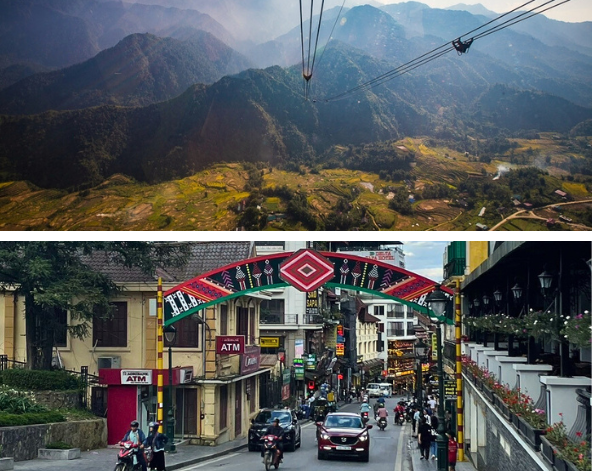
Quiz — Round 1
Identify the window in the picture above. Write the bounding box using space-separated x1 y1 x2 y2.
236 307 248 339
219 385 228 430
166 315 199 348
54 308 68 347
219 304 228 335
260 299 285 323
93 302 127 347
249 307 255 344
375 306 385 317
387 321 404 337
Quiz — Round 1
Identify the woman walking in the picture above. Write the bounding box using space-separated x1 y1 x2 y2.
417 418 433 460
144 421 168 471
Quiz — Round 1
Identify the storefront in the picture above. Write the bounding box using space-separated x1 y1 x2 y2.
99 367 193 445
387 340 416 393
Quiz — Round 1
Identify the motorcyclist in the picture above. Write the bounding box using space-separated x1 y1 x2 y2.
377 403 388 423
262 418 284 464
120 420 147 471
394 402 406 425
360 400 371 421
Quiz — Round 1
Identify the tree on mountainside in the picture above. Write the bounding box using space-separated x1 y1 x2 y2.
0 242 188 370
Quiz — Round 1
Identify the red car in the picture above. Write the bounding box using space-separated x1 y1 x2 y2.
316 412 373 462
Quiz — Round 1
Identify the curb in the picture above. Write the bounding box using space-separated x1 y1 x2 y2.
167 443 249 471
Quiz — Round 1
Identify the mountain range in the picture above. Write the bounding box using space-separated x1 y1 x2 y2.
0 32 251 113
0 1 591 191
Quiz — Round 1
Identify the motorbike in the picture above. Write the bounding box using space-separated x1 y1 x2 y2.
114 441 142 471
378 417 387 431
397 413 405 426
261 434 281 471
361 411 369 425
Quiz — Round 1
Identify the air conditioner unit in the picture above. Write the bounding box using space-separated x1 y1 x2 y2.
98 356 121 369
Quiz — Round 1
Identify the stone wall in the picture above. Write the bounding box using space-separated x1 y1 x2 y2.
464 379 547 471
30 391 80 410
0 419 106 461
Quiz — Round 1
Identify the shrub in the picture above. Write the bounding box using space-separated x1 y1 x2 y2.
0 386 47 414
0 369 83 391
0 411 65 426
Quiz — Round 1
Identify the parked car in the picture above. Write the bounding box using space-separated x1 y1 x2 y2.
248 408 302 452
365 383 382 398
316 412 372 462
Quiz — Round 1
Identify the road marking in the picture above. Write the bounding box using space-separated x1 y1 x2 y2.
181 452 239 470
394 423 407 471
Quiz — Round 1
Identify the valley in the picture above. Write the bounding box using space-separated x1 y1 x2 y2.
1 136 590 231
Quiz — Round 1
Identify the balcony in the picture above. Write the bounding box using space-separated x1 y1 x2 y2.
259 313 323 325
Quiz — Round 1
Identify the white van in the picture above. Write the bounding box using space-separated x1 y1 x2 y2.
379 383 392 398
366 383 383 398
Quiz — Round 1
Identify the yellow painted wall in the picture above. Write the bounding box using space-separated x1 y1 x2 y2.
467 241 489 274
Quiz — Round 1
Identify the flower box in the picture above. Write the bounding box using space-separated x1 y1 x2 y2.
554 457 580 471
494 395 510 419
541 435 557 467
482 384 495 403
515 414 545 451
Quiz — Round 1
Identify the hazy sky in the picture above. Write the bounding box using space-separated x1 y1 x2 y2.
374 0 590 23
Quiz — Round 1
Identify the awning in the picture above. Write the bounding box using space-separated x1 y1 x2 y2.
358 358 383 372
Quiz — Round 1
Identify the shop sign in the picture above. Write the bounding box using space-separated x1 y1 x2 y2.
293 358 305 380
304 353 317 370
281 383 290 401
445 379 457 400
121 370 152 385
336 344 345 356
336 324 345 356
295 339 304 358
283 368 291 385
432 333 438 361
306 290 319 315
216 335 245 354
241 346 261 375
260 337 279 348
325 325 336 349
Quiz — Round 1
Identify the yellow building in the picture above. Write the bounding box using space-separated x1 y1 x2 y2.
0 242 276 446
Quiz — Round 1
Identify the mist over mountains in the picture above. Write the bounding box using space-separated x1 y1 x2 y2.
0 0 591 190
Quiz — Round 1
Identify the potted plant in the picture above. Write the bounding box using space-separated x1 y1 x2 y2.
560 311 592 348
505 390 547 451
544 414 591 471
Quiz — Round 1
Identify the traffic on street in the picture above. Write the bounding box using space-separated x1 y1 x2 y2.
178 398 410 471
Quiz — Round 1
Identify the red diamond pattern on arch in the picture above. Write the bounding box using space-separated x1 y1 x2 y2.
279 249 335 292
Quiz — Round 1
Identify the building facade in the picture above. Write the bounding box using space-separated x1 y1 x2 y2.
0 242 279 446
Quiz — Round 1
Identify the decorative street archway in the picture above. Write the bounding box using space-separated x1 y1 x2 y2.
163 249 453 325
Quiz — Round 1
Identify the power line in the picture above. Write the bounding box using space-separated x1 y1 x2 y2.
320 0 570 102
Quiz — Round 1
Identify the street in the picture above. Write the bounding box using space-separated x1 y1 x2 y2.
178 398 411 471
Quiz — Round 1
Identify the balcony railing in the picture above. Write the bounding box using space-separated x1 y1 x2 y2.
387 329 405 337
259 313 323 325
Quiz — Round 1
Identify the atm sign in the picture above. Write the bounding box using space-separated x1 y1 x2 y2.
216 335 245 354
121 370 152 385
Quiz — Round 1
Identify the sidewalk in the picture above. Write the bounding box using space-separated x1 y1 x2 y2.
408 437 477 471
13 436 249 471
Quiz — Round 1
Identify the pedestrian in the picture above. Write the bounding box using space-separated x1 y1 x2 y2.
144 421 168 471
429 415 439 460
412 407 421 437
428 395 437 413
447 432 458 471
418 418 433 460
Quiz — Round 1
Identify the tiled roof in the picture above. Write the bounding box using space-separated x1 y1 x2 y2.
82 242 255 283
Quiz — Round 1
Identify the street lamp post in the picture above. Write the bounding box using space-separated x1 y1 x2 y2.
278 347 285 406
414 339 428 405
426 284 449 471
164 325 177 453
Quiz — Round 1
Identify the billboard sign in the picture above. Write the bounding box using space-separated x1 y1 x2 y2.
216 335 245 355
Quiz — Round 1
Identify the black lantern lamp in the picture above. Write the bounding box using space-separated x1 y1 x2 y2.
493 289 503 304
482 294 490 307
473 297 480 308
511 283 523 301
163 325 177 452
538 269 554 298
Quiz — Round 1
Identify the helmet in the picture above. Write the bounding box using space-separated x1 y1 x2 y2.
130 420 139 428
149 421 159 429
363 399 368 403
